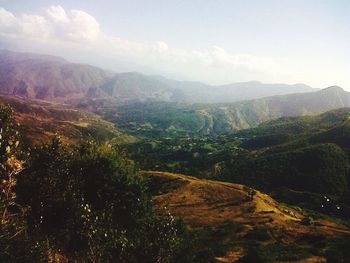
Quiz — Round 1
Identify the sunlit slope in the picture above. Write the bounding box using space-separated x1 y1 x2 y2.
146 171 350 262
0 94 123 144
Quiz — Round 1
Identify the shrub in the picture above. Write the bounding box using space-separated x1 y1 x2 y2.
15 139 193 262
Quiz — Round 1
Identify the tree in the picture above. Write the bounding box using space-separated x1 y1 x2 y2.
16 139 189 262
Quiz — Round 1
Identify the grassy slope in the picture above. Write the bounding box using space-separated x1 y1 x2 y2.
146 171 350 262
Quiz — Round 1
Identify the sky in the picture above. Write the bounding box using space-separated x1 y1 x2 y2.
0 0 349 89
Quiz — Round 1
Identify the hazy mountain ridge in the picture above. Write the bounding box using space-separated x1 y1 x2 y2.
105 86 350 136
214 85 350 130
0 50 112 102
0 50 316 104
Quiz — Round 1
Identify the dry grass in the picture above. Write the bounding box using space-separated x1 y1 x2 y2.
146 171 350 262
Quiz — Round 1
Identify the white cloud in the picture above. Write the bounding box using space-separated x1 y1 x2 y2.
0 7 15 27
0 5 347 88
46 5 70 24
21 14 52 38
0 5 100 42
153 41 169 53
66 9 100 41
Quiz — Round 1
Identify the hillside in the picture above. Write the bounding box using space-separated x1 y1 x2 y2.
108 86 350 136
146 171 350 262
0 94 122 144
123 108 350 223
0 50 315 104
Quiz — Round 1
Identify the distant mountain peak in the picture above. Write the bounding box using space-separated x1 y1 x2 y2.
0 50 317 104
0 49 67 64
323 86 345 92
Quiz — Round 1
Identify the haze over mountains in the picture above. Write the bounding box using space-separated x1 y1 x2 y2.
106 86 350 136
0 50 316 104
1 50 350 262
1 1 350 261
2 50 350 136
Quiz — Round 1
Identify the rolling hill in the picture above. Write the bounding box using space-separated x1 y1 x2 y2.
122 108 350 223
146 171 350 262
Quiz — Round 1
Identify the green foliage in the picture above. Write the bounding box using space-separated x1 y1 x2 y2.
15 138 194 262
4 100 350 260
107 101 209 137
119 107 350 221
240 133 291 150
219 143 348 196
122 134 245 177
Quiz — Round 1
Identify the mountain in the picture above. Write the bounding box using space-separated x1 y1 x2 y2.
205 85 350 132
0 50 315 104
0 50 112 102
157 77 315 103
146 171 350 262
107 86 350 136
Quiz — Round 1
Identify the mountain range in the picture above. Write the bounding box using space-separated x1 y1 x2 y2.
1 50 350 262
105 86 350 136
0 50 316 104
1 50 350 138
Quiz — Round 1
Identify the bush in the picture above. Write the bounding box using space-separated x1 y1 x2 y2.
15 138 193 262
0 105 45 262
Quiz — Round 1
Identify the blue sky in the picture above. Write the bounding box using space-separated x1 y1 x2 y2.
0 0 349 89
